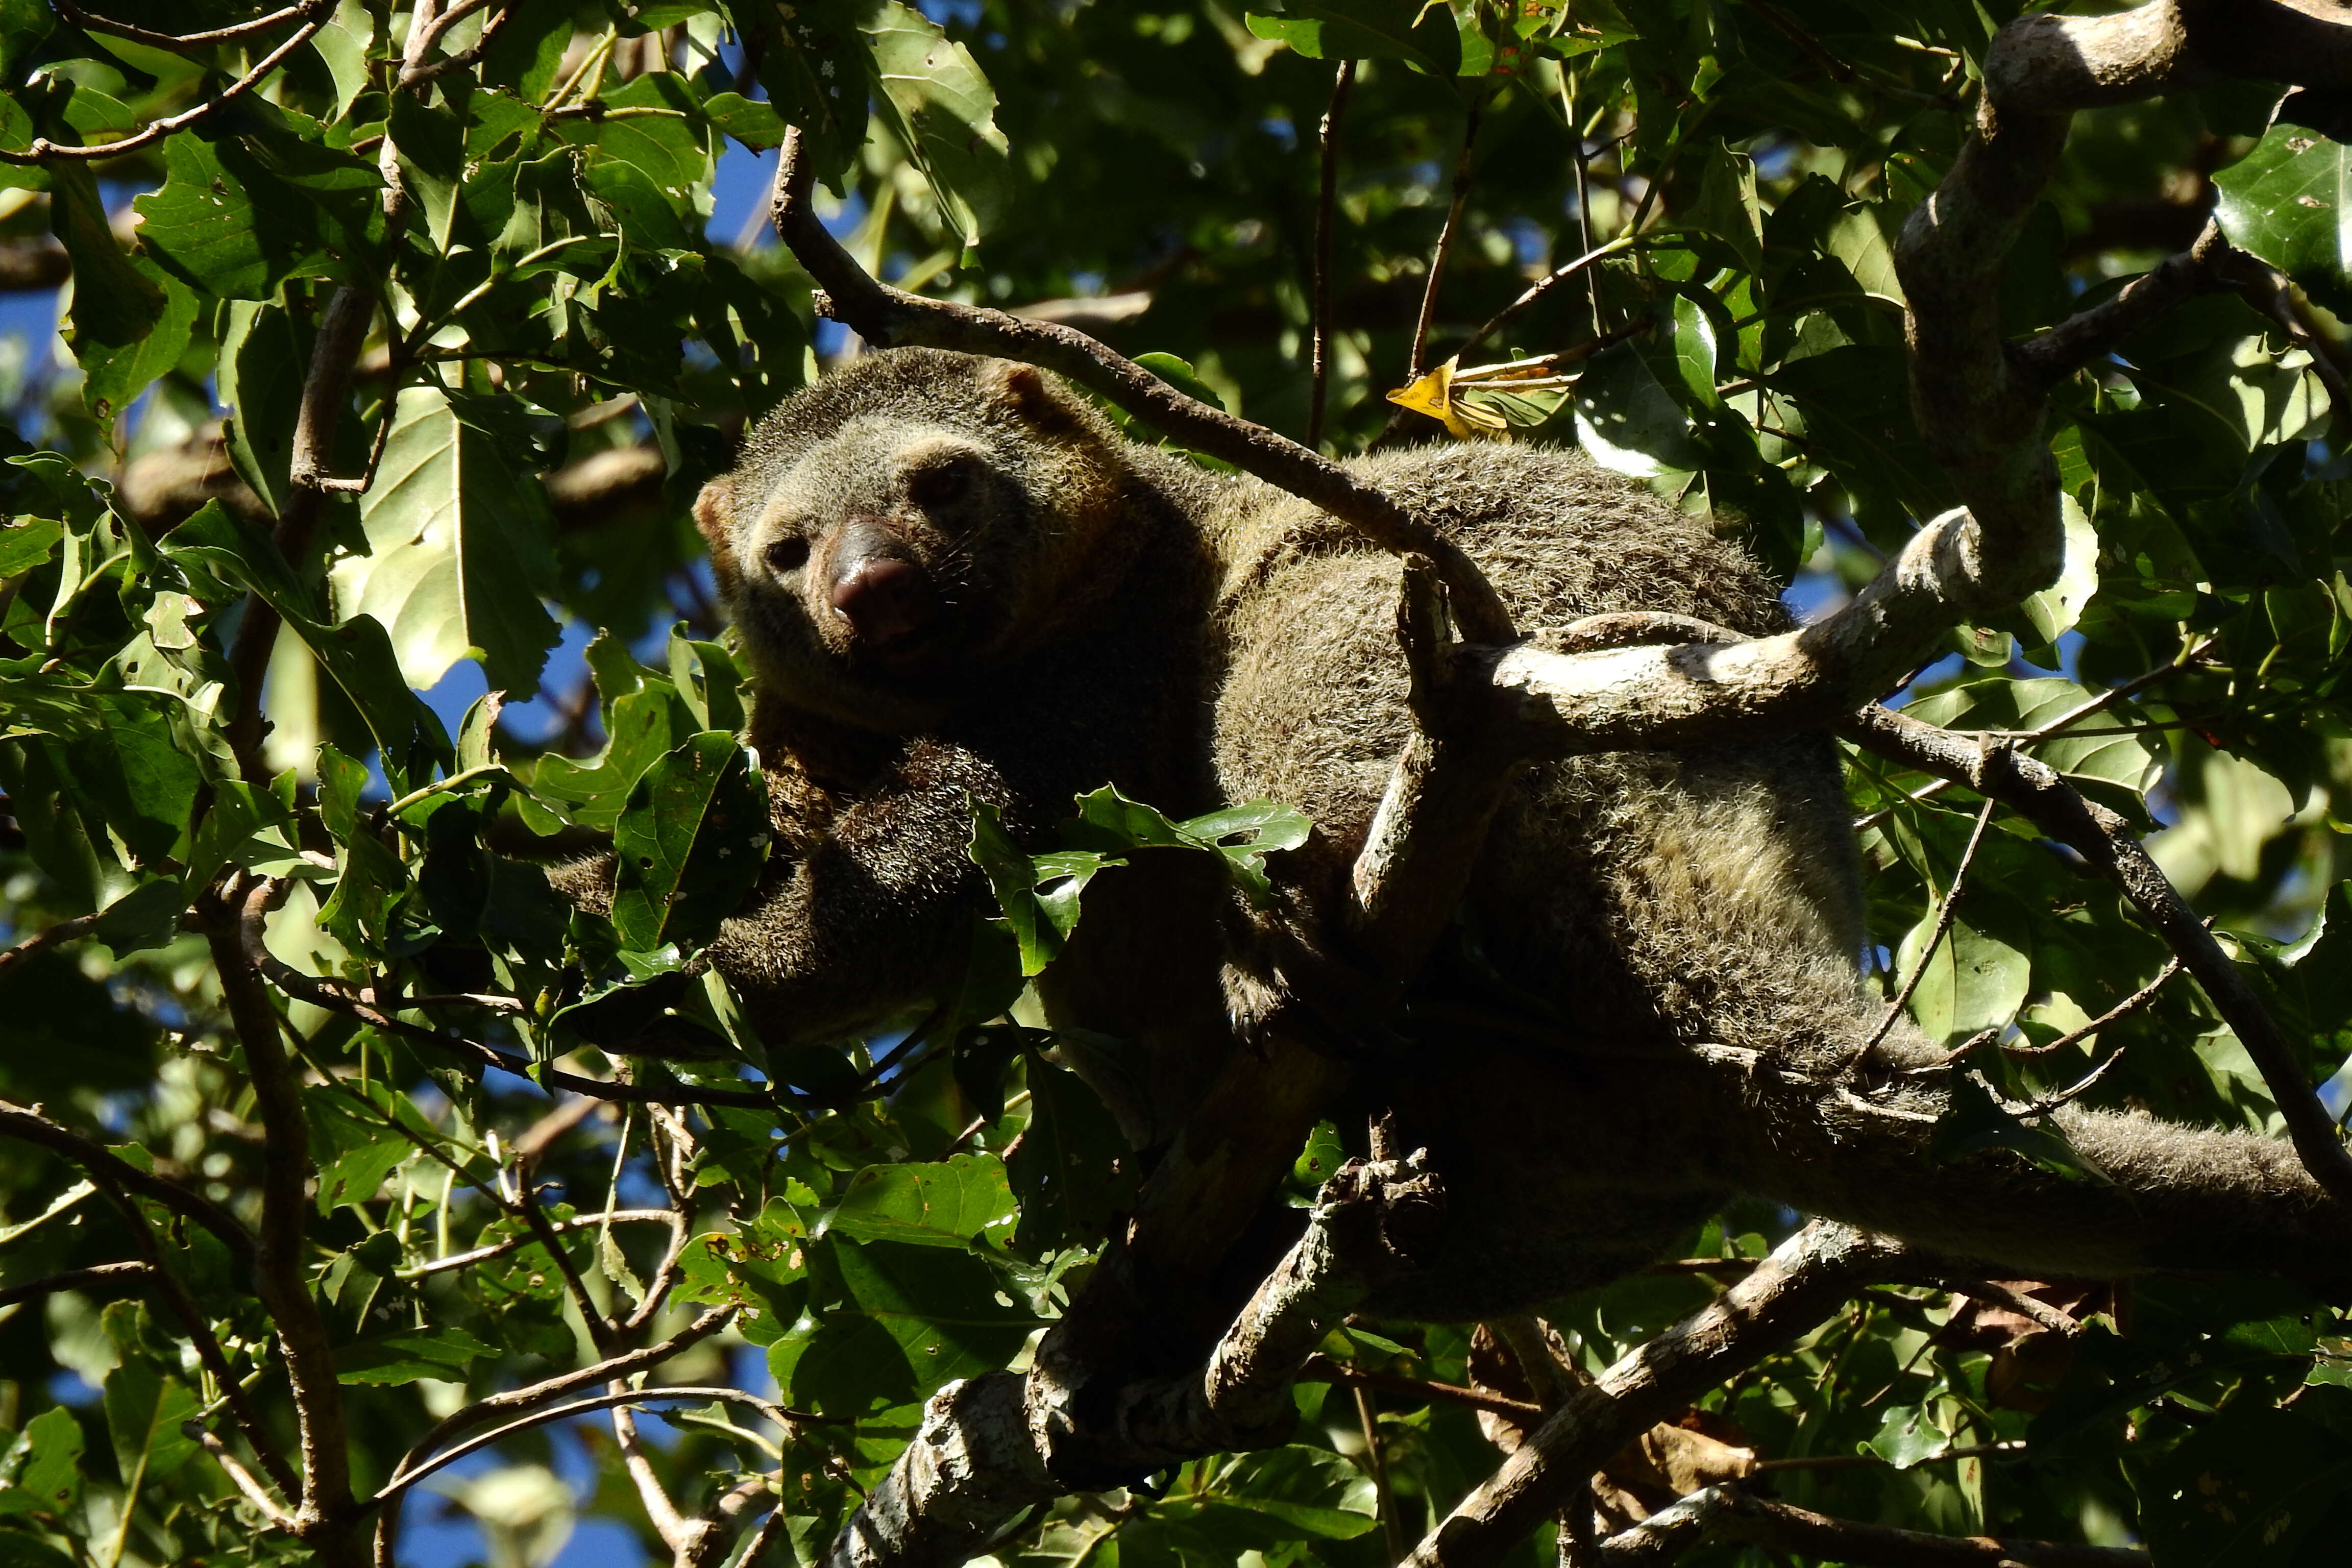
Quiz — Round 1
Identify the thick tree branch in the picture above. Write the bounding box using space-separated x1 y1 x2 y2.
829 1154 1441 1568
1841 704 2352 1208
1404 1222 1901 1568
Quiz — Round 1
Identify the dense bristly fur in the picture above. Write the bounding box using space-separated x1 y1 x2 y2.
566 348 2349 1317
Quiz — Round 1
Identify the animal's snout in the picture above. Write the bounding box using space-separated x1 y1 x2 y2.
827 521 942 647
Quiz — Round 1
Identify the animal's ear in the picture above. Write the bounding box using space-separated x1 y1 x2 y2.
694 478 741 589
979 359 1077 431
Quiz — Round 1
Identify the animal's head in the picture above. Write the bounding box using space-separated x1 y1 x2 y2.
695 349 1136 731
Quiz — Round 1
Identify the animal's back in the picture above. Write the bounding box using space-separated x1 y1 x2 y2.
1210 442 1869 1062
1206 442 1876 1313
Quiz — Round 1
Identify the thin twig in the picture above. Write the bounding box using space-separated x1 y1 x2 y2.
1355 1385 1406 1566
0 1097 252 1261
1301 1360 1544 1423
399 1210 677 1278
53 0 318 50
1843 703 2352 1210
1850 638 2215 832
236 897 781 1109
2004 954 2184 1058
1407 86 1490 383
1452 236 1634 369
0 1258 153 1308
184 1423 299 1528
371 1388 815 1511
1307 59 1356 451
0 3 336 163
1752 1440 2024 1473
0 912 100 978
1851 789 1999 1068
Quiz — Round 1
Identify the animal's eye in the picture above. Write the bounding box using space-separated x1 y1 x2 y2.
764 536 811 575
905 455 976 509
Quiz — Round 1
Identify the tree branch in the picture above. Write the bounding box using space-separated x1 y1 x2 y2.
829 1153 1443 1568
1595 1485 2146 1568
0 1097 253 1263
0 1258 153 1308
205 875 355 1552
371 1310 740 1567
1841 704 2352 1208
1403 1222 1900 1568
768 128 1518 644
0 912 100 978
0 0 337 163
53 0 321 50
1408 87 1489 383
1308 59 1355 452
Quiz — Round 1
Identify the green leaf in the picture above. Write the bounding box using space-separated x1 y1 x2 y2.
827 1154 1018 1250
704 91 789 151
1132 351 1228 412
311 0 376 119
161 502 454 790
2143 1398 2352 1566
0 1533 75 1567
1069 786 1309 904
1573 338 1708 478
1934 1073 2105 1182
308 1091 414 1214
1009 1054 1137 1252
92 877 186 958
1672 291 1720 407
2022 492 2100 645
862 0 1012 246
746 0 870 188
1898 912 2029 1044
334 1326 500 1385
526 683 682 832
555 70 712 198
2214 118 2352 316
608 731 771 952
101 1360 199 1500
968 798 1121 977
389 90 469 251
133 131 365 300
1692 148 1764 273
0 516 61 578
1244 1 1463 74
0 1409 81 1518
50 164 196 423
217 302 306 521
334 385 561 694
796 1239 1036 1414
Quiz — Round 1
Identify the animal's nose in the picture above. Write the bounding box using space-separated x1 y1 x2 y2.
828 535 940 646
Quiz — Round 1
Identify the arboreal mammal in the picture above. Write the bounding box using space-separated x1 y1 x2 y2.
580 346 2349 1316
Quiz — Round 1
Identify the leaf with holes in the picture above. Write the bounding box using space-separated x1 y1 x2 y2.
2214 118 2352 317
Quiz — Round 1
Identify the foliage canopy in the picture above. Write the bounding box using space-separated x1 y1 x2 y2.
1 1 2351 1565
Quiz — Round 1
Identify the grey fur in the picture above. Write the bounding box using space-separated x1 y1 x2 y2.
574 348 2349 1317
